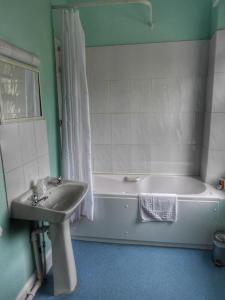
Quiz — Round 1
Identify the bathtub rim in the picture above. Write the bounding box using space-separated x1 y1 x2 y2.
93 193 224 201
93 173 225 200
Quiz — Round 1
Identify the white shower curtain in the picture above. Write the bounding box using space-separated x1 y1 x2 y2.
61 10 94 222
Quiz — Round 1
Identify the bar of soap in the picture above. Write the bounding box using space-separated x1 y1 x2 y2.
124 176 141 182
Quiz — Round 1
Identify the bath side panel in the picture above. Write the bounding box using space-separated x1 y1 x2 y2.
71 196 221 248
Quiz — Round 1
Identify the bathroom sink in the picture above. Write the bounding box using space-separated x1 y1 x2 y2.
11 180 88 223
11 178 88 296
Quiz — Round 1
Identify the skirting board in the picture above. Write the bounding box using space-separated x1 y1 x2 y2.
72 235 212 250
15 249 52 300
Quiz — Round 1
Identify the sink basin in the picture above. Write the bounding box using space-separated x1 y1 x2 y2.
11 180 88 223
10 179 88 296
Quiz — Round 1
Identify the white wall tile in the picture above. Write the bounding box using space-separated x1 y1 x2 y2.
178 113 203 145
205 149 225 184
205 75 214 113
37 154 50 179
130 79 151 112
0 118 51 208
209 113 225 150
132 41 208 78
131 114 152 144
180 77 205 112
126 44 173 78
0 123 22 172
151 78 171 111
88 41 208 175
86 47 112 80
151 78 180 112
18 121 36 164
87 40 208 80
200 147 209 182
93 145 112 173
149 113 202 145
110 80 131 113
148 77 205 113
151 145 200 175
90 80 110 113
34 119 49 156
23 160 38 191
201 30 225 183
92 114 111 144
131 145 151 173
112 145 133 173
5 167 25 206
109 46 134 79
112 114 132 145
112 114 152 145
202 113 211 148
112 145 151 173
212 73 225 112
176 40 208 77
215 30 225 73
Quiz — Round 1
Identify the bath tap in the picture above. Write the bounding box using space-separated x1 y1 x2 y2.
47 176 62 186
56 176 62 185
31 194 48 207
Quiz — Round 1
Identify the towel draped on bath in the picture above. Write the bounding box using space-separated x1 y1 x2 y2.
138 193 177 223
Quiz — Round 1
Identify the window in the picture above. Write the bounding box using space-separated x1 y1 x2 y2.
0 56 42 122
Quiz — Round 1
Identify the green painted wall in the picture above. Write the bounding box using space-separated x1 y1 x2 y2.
0 0 60 299
217 0 225 30
52 0 212 46
211 0 225 35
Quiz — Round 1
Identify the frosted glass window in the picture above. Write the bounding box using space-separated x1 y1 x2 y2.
0 58 42 121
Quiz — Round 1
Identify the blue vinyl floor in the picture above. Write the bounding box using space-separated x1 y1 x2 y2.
35 240 225 300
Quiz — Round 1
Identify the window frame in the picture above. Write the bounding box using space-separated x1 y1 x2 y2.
0 54 43 124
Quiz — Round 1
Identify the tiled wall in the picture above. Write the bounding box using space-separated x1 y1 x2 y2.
201 29 225 184
0 119 50 207
87 41 209 174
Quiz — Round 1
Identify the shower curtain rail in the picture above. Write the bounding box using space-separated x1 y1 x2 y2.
52 0 153 28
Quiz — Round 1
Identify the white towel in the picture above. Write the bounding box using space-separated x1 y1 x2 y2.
138 193 177 223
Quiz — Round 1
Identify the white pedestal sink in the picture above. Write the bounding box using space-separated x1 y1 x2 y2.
50 219 77 295
11 179 88 296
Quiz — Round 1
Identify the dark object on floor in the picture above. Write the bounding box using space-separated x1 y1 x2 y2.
214 259 224 267
212 231 225 267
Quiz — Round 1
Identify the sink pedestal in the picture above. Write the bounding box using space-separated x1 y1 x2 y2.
50 220 77 296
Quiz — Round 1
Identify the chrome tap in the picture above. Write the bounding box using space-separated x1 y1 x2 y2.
56 176 62 185
31 193 48 207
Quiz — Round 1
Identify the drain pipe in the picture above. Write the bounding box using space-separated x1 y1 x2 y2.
26 225 49 300
26 281 41 300
40 222 47 280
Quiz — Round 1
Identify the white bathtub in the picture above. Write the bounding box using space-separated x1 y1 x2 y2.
72 174 225 249
94 174 214 197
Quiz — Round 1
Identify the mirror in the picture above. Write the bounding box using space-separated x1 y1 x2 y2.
0 56 42 122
